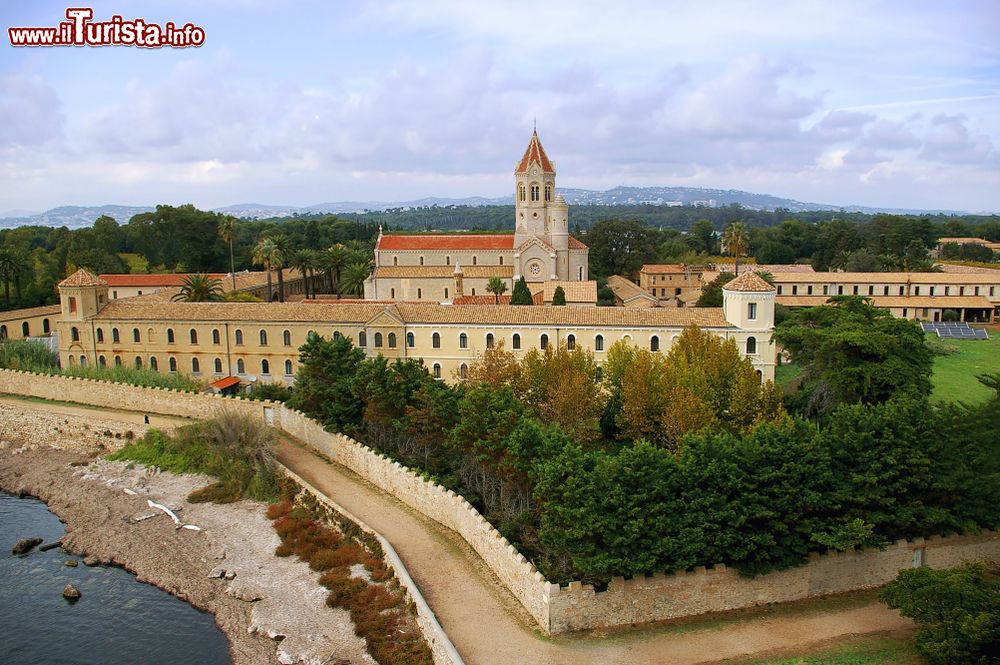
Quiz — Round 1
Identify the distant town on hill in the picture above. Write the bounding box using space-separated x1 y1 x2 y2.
0 185 978 230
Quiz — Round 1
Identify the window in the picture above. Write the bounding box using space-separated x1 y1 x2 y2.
445 288 449 299
914 286 921 296
512 333 521 350
930 286 936 296
114 355 122 367
419 256 424 266
406 332 415 348
884 286 890 296
359 331 367 347
518 184 526 201
853 285 859 295
417 288 422 299
807 285 814 295
192 358 200 373
96 328 104 343
837 286 844 295
459 333 468 349
459 364 468 380
391 288 395 298
43 319 50 334
237 358 245 374
746 336 757 354
69 297 77 313
261 359 270 375
432 332 441 348
595 334 604 351
791 285 798 295
650 335 659 352
284 360 293 375
868 286 874 296
21 321 29 337
190 329 198 344
540 334 549 350
150 357 158 371
902 308 908 317
388 333 397 348
259 329 268 345
213 329 221 345
945 286 950 296
530 184 539 201
595 366 603 382
134 356 142 369
472 256 477 266
544 184 552 202
214 358 223 374
283 330 291 346
132 328 140 342
98 355 106 367
169 357 177 372
333 331 341 340
777 286 783 295
80 355 87 367
0 325 6 340
235 329 244 345
822 286 829 296
393 256 398 266
71 326 80 342
433 363 441 379
486 333 495 349
67 355 74 366
499 256 504 265
374 332 383 348
567 334 576 351
899 286 905 295
446 256 451 265
747 302 757 320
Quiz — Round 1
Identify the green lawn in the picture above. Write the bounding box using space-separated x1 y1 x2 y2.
929 333 1000 404
747 634 924 665
775 362 804 390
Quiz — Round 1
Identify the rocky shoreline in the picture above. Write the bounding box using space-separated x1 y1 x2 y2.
0 403 374 665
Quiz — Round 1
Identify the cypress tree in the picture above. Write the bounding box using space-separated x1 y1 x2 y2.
510 276 533 305
552 286 567 306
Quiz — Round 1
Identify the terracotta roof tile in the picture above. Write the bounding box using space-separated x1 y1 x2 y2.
516 130 555 174
377 234 514 251
724 272 776 292
641 264 706 274
58 268 107 288
452 295 512 305
374 265 514 279
778 295 995 309
0 304 61 322
769 271 1000 285
607 275 656 303
568 236 588 250
541 280 597 303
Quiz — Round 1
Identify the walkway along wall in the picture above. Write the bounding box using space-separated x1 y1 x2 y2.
2 368 999 635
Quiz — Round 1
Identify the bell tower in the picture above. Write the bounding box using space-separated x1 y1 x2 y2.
514 130 557 248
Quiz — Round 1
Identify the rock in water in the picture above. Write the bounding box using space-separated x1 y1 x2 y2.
65 560 79 567
63 584 81 599
39 541 62 552
12 537 43 555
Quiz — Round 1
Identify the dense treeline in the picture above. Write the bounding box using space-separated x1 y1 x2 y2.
284 308 999 586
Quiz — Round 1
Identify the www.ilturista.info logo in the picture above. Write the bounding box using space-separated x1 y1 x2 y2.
8 8 205 48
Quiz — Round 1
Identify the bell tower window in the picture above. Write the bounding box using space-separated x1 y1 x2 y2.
545 184 552 201
530 184 540 202
518 184 526 202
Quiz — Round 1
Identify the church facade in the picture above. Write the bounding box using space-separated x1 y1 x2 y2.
364 131 591 302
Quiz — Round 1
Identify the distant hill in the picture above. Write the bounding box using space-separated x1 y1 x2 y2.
0 187 970 228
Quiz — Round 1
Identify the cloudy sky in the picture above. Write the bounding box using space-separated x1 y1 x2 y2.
1 0 998 213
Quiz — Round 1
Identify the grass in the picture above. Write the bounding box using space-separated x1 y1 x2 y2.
117 252 149 273
928 333 1000 404
774 362 804 390
744 634 924 665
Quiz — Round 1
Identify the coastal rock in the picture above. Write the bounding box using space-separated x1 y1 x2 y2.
12 537 43 555
65 559 79 567
209 567 226 579
39 540 63 552
83 556 100 566
63 583 81 599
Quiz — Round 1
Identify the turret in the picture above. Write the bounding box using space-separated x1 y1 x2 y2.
548 194 569 252
722 271 775 331
453 264 464 299
58 269 108 321
514 130 556 247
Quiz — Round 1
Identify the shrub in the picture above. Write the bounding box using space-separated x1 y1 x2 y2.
0 339 58 372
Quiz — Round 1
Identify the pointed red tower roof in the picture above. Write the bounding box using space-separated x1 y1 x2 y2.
516 130 555 174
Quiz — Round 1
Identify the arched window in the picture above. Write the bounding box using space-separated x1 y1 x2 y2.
71 326 80 342
417 288 422 298
544 184 552 202
540 333 549 350
419 256 424 266
530 184 540 201
486 333 495 349
746 336 757 355
167 328 175 343
214 358 223 374
283 330 291 346
43 319 50 334
393 256 398 266
512 333 521 350
388 333 397 348
112 328 120 343
21 321 29 337
190 329 198 344
67 355 74 366
134 356 142 368
391 288 395 298
192 357 200 373
579 266 584 280
374 332 383 348
432 332 441 348
459 364 468 380
96 328 104 343
98 355 106 367
595 334 604 351
499 256 504 265
0 325 6 340
132 328 140 343
459 333 468 349
567 334 576 351
433 363 441 379
284 359 293 375
114 355 122 367
446 256 451 266
359 331 367 347
169 357 177 372
333 331 341 341
595 366 603 382
261 359 270 375
518 184 526 201
259 329 268 346
212 329 221 345
237 358 245 374
235 329 244 345
406 332 415 348
149 356 158 371
472 256 477 266
79 355 87 367
650 335 660 352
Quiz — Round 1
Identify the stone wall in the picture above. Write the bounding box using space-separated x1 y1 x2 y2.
547 530 1000 633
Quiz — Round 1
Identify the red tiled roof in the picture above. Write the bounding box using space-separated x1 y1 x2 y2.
377 235 515 251
516 130 555 174
99 273 229 287
453 295 512 305
59 268 108 288
210 376 241 390
568 236 588 250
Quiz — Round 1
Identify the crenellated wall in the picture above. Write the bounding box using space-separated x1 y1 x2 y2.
3 368 999 636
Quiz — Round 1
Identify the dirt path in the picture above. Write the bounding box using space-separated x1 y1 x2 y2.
275 438 912 665
0 395 191 430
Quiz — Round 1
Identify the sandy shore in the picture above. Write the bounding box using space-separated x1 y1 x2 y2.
0 402 374 665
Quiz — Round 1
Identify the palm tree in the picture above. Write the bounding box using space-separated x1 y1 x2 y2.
251 237 278 302
486 276 508 304
171 274 225 302
271 235 292 302
217 215 238 291
321 244 348 297
723 221 750 275
340 262 371 297
289 249 320 299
